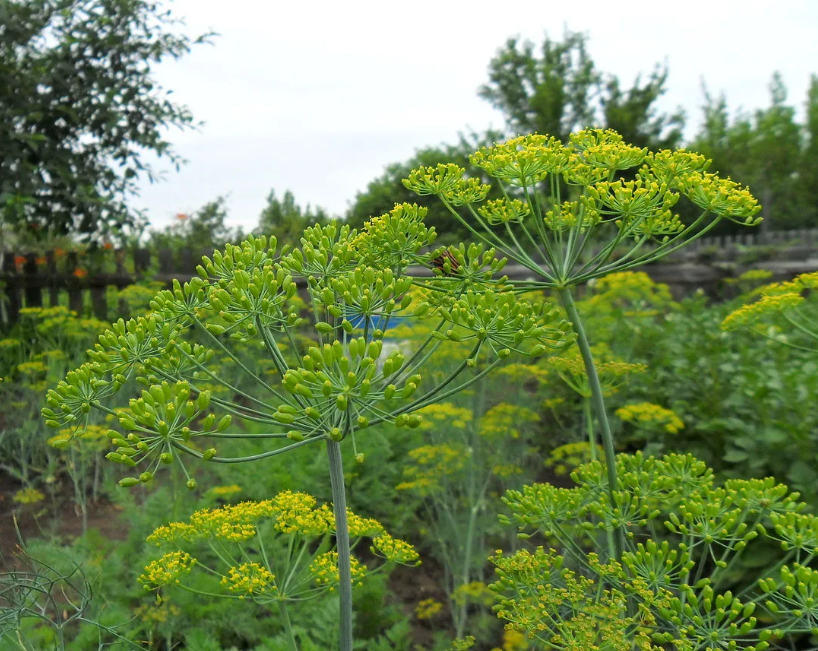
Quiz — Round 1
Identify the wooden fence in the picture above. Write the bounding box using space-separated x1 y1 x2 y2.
2 232 818 326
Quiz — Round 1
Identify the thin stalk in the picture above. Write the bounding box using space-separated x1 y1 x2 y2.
583 398 597 462
326 439 353 651
559 287 623 560
278 600 299 651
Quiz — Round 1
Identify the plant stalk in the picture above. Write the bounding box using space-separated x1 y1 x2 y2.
559 287 623 559
278 600 299 651
326 439 353 651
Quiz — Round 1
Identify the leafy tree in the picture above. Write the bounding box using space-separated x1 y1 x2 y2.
346 131 504 244
693 73 805 230
256 189 330 247
478 29 684 149
0 0 210 243
149 196 238 251
800 75 818 226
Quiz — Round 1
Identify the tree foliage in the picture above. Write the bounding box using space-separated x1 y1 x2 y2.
478 29 685 149
692 73 817 230
256 189 330 247
346 132 504 244
0 0 209 242
149 197 239 251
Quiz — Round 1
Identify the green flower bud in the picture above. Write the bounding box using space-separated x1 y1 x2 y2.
160 453 173 465
186 479 197 490
119 477 140 488
139 472 153 483
203 448 217 461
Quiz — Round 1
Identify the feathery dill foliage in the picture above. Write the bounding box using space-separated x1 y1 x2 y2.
40 213 572 651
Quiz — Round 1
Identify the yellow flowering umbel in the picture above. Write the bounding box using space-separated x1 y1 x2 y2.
396 444 467 495
722 271 818 350
547 352 646 398
616 402 684 434
545 442 603 476
415 598 443 620
141 491 419 609
13 487 45 505
139 552 196 589
309 552 366 590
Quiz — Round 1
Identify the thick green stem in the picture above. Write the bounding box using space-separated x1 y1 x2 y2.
583 398 597 463
559 287 623 559
326 439 353 651
278 601 299 651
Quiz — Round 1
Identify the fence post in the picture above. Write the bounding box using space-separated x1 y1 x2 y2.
66 252 84 315
23 253 42 309
46 251 59 307
2 253 21 325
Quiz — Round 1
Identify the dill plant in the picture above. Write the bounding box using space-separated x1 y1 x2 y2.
41 214 571 650
403 128 762 559
397 130 818 648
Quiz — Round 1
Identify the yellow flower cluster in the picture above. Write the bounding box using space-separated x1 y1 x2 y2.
0 338 21 349
723 270 817 332
571 129 647 172
492 464 524 478
496 363 549 384
721 292 804 331
139 551 196 589
584 271 673 313
309 552 366 590
479 403 539 441
415 598 443 620
545 442 603 476
396 444 467 494
418 402 473 429
547 354 646 397
209 484 242 497
735 269 773 285
13 487 45 505
478 198 530 225
48 424 110 451
543 201 601 232
645 149 710 185
221 562 276 596
134 600 181 624
453 581 494 607
371 533 420 566
678 172 762 222
470 134 571 186
491 629 529 651
616 402 685 434
346 510 385 537
148 492 341 545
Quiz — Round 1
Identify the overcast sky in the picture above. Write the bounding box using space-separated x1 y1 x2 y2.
134 0 818 233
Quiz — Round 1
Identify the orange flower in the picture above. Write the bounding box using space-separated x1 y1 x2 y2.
54 248 66 258
35 256 47 265
102 241 114 250
175 213 189 221
72 268 88 279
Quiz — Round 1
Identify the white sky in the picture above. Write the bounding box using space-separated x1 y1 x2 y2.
134 0 818 233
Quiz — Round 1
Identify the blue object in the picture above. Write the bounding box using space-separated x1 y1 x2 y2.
346 315 407 332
